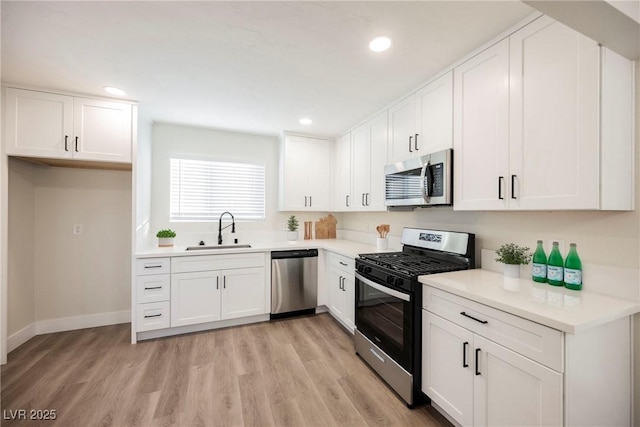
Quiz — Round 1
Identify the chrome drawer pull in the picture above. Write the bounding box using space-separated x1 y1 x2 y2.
369 347 385 364
144 286 162 290
144 313 162 319
339 261 348 266
460 311 488 324
144 265 163 269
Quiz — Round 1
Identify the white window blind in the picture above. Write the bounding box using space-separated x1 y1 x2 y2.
170 158 265 221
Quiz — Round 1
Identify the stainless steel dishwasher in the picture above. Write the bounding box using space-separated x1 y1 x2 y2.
270 249 318 319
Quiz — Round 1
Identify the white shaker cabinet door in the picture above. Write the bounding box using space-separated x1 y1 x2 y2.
341 272 355 332
509 16 599 210
423 311 474 427
366 110 388 211
4 88 73 159
351 122 370 210
171 270 221 327
305 137 332 211
73 97 132 163
453 39 510 211
333 132 352 211
473 335 562 427
281 135 310 210
220 267 266 320
387 95 417 164
415 71 454 154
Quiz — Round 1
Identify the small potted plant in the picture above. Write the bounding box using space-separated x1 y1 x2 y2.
287 215 299 241
156 229 176 247
495 243 531 279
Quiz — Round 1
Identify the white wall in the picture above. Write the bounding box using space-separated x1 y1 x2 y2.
150 122 328 246
7 159 35 336
32 167 132 322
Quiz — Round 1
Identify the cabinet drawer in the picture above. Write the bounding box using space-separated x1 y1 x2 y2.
171 252 265 273
136 301 170 332
329 252 355 273
424 286 564 372
136 257 170 275
137 274 170 303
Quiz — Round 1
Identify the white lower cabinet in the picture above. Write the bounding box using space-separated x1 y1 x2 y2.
423 285 632 427
423 311 562 427
327 252 355 332
135 258 171 332
171 254 267 328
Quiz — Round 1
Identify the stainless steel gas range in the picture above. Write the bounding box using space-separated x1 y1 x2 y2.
354 227 475 407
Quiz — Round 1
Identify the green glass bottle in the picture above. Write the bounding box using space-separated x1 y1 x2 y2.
531 240 547 283
547 241 564 286
564 243 582 291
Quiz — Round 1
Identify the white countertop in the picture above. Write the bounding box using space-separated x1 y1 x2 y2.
136 238 386 260
419 269 640 334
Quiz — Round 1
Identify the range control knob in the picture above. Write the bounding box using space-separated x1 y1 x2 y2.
395 277 404 287
364 266 372 274
386 275 394 284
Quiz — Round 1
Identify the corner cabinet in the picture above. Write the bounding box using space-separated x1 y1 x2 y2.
454 16 635 211
4 87 133 164
422 285 632 427
279 133 332 211
333 111 388 212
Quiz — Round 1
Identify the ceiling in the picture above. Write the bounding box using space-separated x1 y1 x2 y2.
1 1 535 138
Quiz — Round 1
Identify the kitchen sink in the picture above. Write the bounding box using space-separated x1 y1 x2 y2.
185 244 252 251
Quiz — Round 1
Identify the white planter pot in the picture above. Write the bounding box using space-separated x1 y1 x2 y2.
503 263 520 278
287 231 298 241
158 237 174 247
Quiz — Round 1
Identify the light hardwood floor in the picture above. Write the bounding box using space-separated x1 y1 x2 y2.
1 313 452 427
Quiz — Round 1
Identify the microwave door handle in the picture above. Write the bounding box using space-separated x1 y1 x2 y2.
419 159 431 203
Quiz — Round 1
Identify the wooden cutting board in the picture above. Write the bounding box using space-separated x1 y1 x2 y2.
315 214 337 239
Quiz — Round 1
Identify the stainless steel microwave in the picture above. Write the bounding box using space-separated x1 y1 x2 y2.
384 149 453 208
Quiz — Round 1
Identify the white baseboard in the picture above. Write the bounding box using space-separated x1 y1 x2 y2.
7 322 36 353
36 310 131 335
8 310 131 353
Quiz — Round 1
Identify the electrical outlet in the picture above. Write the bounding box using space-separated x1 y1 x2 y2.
547 239 565 255
73 224 83 235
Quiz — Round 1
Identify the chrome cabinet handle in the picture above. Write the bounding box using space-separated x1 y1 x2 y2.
144 265 163 269
223 276 226 289
511 175 517 199
498 176 504 200
304 196 307 207
414 133 419 151
144 286 162 290
309 196 312 207
144 313 162 319
409 136 413 153
475 348 481 375
75 136 79 152
365 193 370 206
339 261 348 266
64 135 69 152
216 276 219 290
346 195 349 207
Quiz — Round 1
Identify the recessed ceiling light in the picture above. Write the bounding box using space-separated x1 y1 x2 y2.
369 36 392 52
104 86 126 96
299 118 312 125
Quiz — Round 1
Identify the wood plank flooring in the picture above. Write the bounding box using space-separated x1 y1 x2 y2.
1 314 452 427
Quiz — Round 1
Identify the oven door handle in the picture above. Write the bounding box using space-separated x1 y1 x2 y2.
355 273 410 302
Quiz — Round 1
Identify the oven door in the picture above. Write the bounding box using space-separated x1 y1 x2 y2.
355 272 413 372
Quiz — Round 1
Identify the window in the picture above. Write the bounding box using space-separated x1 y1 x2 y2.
170 158 265 221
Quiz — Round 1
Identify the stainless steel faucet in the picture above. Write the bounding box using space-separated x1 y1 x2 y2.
218 211 235 245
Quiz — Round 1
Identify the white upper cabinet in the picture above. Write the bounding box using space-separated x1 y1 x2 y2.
352 110 388 211
453 39 511 211
388 72 454 164
333 110 388 212
508 17 600 210
454 16 634 211
73 97 133 163
280 133 332 211
388 95 417 163
332 133 352 211
415 71 454 155
4 87 133 164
